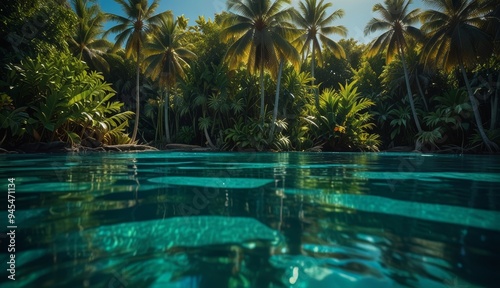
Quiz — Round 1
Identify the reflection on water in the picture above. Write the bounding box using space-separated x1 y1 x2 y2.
0 152 499 287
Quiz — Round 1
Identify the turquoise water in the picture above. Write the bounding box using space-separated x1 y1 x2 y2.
0 152 499 287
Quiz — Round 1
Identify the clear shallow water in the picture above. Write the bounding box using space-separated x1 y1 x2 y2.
0 152 499 288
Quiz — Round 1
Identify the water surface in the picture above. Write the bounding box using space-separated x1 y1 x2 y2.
0 152 499 287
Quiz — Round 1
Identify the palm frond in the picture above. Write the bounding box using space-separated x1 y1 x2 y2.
319 34 346 59
421 0 493 71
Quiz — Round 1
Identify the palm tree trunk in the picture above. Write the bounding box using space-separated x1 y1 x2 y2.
164 89 171 143
400 48 422 134
156 99 163 142
204 127 216 149
174 94 180 137
460 63 497 152
416 75 429 112
269 59 284 142
210 110 217 137
259 59 265 123
312 45 318 107
130 46 141 143
202 109 216 149
490 73 499 130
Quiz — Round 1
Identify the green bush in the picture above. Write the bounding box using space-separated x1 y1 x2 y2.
420 89 473 148
312 81 381 151
224 118 268 151
1 52 133 147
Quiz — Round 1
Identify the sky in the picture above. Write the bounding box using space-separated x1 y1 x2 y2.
98 0 426 44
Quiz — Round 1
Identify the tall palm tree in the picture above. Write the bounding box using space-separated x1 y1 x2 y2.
222 0 299 122
143 12 196 143
292 0 347 107
69 0 110 73
420 0 498 152
106 0 168 143
365 0 424 135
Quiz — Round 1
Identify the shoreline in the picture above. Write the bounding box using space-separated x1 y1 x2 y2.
1 142 498 155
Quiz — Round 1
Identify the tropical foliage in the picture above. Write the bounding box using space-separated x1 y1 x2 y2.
1 52 133 148
1 0 499 153
420 0 498 152
312 81 381 151
69 0 111 73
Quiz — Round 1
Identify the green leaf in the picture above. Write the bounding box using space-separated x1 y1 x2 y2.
66 132 81 144
43 122 55 132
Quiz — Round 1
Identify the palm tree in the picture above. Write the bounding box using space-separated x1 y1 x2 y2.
482 0 500 131
483 0 500 53
106 0 168 143
292 0 347 107
420 0 498 152
143 12 196 143
364 0 424 136
69 0 110 73
269 18 301 142
222 0 299 122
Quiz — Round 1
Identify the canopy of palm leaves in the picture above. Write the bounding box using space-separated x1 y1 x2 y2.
420 0 494 71
144 13 196 89
483 0 500 52
222 0 300 79
364 0 423 63
106 0 167 59
292 0 347 65
69 0 111 73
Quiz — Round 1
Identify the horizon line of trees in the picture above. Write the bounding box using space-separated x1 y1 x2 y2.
1 0 499 153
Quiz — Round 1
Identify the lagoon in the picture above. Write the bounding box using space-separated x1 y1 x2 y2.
0 152 499 287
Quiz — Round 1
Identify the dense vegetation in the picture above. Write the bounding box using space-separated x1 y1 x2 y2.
1 0 499 152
